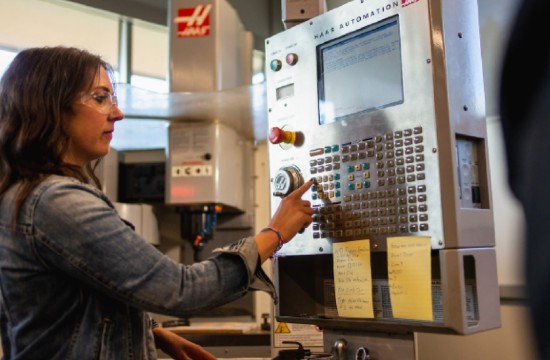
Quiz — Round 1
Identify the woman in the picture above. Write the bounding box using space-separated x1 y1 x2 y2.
0 46 314 359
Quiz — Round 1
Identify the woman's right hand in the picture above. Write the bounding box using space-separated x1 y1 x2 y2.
268 179 315 242
255 179 314 261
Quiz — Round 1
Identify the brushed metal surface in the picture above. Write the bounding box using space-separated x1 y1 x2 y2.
265 0 443 255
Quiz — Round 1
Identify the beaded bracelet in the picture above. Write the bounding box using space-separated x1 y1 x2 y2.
260 226 284 253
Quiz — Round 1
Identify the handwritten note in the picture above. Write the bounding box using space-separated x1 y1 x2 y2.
387 236 433 321
333 240 374 318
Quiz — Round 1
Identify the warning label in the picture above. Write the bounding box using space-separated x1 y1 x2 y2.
272 321 324 348
274 322 291 334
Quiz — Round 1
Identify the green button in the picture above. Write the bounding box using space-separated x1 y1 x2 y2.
270 59 282 71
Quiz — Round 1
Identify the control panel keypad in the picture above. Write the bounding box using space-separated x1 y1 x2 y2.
309 127 428 240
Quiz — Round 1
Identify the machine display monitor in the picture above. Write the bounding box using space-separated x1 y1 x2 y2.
317 16 404 125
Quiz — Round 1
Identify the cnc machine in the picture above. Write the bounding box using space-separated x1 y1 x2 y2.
265 0 500 358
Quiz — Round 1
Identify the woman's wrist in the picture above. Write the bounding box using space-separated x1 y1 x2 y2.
255 227 285 262
260 227 284 254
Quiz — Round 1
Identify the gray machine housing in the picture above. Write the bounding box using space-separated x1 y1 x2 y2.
166 121 252 212
265 0 500 339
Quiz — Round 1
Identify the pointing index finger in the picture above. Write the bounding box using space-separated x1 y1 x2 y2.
287 178 314 199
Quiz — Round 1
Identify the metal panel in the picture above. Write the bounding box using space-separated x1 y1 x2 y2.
266 0 443 255
265 0 494 253
265 0 500 337
166 121 248 210
323 330 416 360
168 0 251 92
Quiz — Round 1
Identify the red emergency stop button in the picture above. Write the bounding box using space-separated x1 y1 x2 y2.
269 127 297 145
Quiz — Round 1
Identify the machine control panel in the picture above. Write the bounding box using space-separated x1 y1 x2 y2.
266 0 499 337
266 0 494 254
309 126 430 241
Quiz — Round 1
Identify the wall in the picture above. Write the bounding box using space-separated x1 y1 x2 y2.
0 0 168 80
0 0 120 67
478 0 526 289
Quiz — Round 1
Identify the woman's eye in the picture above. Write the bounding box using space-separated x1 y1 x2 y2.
92 94 108 104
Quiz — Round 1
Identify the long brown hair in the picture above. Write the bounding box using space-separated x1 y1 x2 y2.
0 46 113 222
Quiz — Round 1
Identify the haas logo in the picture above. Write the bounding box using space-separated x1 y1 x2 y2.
401 0 420 7
174 4 212 37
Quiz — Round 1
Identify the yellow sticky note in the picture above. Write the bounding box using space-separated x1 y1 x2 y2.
333 239 374 318
387 236 433 321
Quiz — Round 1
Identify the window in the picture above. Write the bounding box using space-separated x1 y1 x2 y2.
110 119 169 151
0 48 17 78
130 74 168 93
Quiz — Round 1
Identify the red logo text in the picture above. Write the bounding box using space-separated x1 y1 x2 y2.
174 5 212 37
401 0 420 7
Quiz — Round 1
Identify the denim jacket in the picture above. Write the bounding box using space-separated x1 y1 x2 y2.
0 175 276 359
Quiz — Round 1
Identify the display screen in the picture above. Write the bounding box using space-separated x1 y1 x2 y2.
317 16 404 125
276 83 294 100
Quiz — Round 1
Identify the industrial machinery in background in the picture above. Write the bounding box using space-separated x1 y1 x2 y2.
281 0 327 29
166 0 255 264
265 0 500 358
165 121 254 262
97 147 161 246
108 0 264 335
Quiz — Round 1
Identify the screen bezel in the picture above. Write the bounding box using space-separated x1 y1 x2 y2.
316 15 404 126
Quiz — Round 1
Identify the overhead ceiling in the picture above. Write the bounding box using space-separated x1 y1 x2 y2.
64 0 284 51
66 0 167 25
